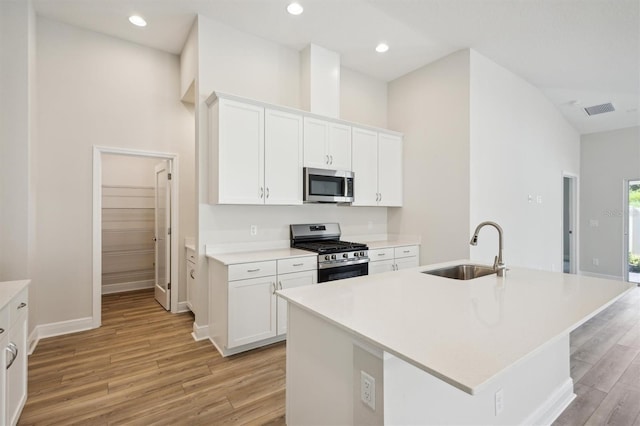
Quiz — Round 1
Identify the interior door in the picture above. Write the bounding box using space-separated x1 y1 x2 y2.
626 179 640 283
154 161 171 310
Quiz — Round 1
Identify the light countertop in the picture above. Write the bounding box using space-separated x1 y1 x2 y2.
278 260 634 395
207 248 316 265
0 280 30 309
364 239 420 250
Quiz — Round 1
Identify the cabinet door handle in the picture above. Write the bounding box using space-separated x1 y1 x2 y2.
272 282 277 295
292 263 303 267
247 268 260 273
6 342 18 370
266 187 270 199
259 187 264 199
189 270 195 279
0 328 4 335
17 302 27 310
330 155 333 165
379 193 382 202
278 281 283 290
325 155 330 164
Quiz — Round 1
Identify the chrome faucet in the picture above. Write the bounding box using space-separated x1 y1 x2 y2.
470 221 506 277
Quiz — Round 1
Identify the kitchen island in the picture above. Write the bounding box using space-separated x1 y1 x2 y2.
277 261 634 425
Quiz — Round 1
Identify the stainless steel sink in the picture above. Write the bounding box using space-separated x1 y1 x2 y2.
421 264 497 280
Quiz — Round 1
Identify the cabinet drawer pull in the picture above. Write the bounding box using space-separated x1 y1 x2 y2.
6 342 18 370
189 270 195 279
292 263 304 267
0 328 4 335
377 253 386 256
247 268 260 273
403 250 410 254
17 302 27 310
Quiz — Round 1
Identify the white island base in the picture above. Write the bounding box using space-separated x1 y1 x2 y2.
286 303 575 425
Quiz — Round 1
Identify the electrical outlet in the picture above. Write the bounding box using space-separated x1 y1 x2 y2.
536 195 543 204
590 219 599 227
495 388 504 416
592 258 599 266
250 225 258 236
360 371 375 410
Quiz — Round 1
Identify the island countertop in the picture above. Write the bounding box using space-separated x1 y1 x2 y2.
277 260 634 395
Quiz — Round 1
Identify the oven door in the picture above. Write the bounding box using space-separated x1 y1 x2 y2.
318 262 368 283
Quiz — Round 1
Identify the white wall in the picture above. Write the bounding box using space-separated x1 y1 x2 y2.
102 154 160 187
0 0 35 282
340 67 388 129
192 16 390 329
469 50 580 271
35 17 194 328
580 126 640 278
387 50 471 265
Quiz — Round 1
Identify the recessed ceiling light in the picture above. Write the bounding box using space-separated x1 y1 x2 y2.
375 43 389 53
287 2 304 15
128 15 147 27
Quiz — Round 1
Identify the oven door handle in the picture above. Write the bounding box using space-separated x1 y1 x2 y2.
318 258 370 270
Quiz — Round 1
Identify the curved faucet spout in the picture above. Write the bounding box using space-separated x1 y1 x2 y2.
470 221 506 277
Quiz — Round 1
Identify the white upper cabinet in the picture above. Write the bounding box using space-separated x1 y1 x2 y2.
303 117 352 171
351 127 379 206
209 95 302 205
352 127 403 207
378 133 403 207
264 108 303 205
212 98 265 204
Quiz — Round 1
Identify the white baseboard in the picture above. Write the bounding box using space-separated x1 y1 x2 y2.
177 301 191 313
28 316 95 355
191 321 209 341
523 378 575 426
102 280 154 295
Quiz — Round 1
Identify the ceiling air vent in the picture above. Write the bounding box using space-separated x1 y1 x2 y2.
584 102 615 116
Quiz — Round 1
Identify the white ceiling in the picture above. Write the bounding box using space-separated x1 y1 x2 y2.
33 0 640 135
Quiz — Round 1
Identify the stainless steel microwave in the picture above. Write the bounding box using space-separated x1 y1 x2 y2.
303 167 354 203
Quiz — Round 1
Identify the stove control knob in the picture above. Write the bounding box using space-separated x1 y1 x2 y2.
343 253 348 259
354 252 359 257
324 255 330 261
360 251 365 257
331 254 336 260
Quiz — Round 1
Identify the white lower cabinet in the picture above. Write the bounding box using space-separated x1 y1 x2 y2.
186 248 196 312
369 245 420 275
209 256 316 356
0 283 29 426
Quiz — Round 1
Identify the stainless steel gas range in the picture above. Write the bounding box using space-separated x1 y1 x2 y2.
290 223 369 283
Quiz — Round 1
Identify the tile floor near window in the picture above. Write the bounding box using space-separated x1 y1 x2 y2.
18 285 640 425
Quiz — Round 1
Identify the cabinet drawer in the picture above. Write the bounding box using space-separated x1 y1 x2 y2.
394 245 419 259
186 248 196 263
229 261 277 281
278 256 317 274
9 288 28 325
0 306 8 338
369 248 394 262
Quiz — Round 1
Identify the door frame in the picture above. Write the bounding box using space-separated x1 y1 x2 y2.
623 178 639 282
561 172 579 274
92 146 180 328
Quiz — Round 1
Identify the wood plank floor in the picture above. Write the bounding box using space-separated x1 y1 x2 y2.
19 289 287 425
19 285 640 425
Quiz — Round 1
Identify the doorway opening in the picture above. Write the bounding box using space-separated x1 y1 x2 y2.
93 146 180 329
625 179 640 284
562 174 578 274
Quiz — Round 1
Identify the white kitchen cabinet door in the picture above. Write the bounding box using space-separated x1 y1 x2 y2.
264 109 303 205
5 300 27 426
351 127 379 206
228 276 277 348
327 122 352 171
216 98 265 204
369 259 395 275
395 256 419 271
303 117 330 169
277 270 317 336
377 132 403 207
